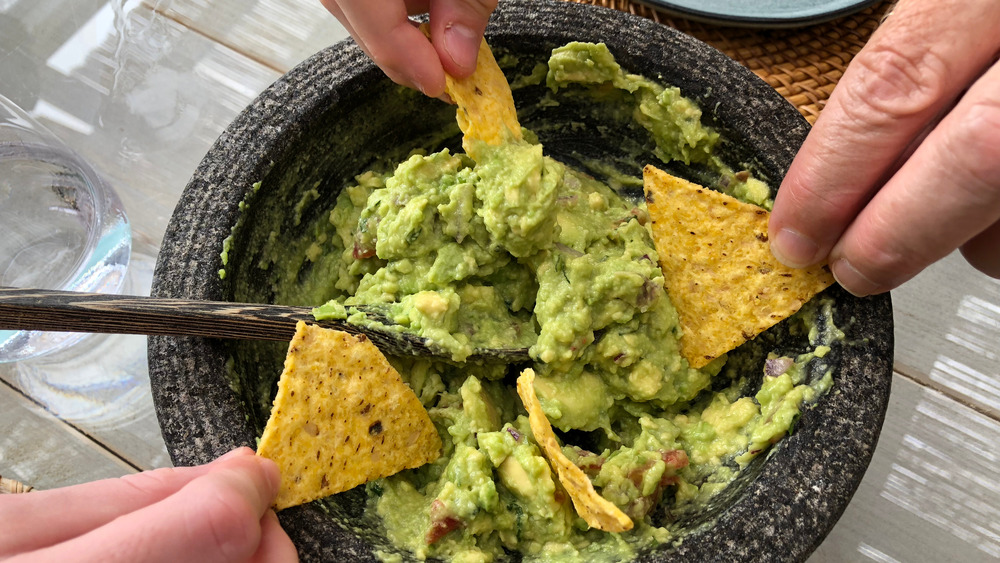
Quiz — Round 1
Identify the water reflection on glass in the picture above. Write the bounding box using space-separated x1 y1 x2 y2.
0 93 131 362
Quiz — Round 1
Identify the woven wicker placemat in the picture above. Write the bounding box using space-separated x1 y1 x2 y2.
565 0 893 123
0 474 33 494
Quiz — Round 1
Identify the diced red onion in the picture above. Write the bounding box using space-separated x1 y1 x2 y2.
506 427 522 442
764 357 794 377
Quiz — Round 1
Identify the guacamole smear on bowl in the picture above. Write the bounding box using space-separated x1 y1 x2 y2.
244 42 838 562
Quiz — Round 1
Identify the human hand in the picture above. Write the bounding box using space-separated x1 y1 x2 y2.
768 0 1000 296
0 447 297 563
319 0 497 97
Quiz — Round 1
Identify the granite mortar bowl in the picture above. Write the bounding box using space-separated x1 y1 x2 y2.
149 1 894 560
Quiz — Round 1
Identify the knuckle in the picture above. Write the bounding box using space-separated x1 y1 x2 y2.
860 212 909 269
849 243 892 280
942 97 1000 194
841 42 948 126
785 183 842 223
201 490 260 559
780 172 866 228
365 44 409 81
840 211 919 286
119 466 187 495
364 38 397 68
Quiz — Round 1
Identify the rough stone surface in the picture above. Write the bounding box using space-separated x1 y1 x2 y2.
149 1 894 561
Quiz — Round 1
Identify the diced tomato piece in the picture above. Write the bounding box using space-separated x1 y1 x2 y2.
352 240 375 260
426 516 462 544
661 449 689 470
425 500 463 544
659 475 679 487
628 460 655 487
572 448 604 478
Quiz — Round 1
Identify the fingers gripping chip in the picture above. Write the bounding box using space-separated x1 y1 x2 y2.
257 322 442 510
445 38 522 155
642 165 836 368
516 369 633 532
422 24 522 158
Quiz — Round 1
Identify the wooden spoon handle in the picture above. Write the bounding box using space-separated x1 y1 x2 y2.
0 286 339 341
0 287 532 362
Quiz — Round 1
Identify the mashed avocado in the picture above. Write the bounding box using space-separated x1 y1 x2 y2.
242 42 837 562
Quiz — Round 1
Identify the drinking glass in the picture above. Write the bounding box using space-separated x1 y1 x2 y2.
0 94 131 362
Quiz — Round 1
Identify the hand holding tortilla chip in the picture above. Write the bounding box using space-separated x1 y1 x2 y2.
643 165 836 367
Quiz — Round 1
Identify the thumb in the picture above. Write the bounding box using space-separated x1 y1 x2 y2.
18 452 282 563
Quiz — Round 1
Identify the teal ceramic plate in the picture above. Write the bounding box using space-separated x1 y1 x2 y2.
638 0 883 27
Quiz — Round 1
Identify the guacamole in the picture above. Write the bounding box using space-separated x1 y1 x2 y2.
236 42 837 562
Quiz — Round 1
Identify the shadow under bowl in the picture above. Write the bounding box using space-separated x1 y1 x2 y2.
149 1 893 561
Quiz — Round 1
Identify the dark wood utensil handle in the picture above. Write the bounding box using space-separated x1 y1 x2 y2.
0 287 532 362
0 286 341 341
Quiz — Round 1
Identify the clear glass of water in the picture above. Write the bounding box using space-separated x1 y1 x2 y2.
0 94 131 362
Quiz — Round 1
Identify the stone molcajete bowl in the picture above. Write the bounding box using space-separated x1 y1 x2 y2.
149 0 894 560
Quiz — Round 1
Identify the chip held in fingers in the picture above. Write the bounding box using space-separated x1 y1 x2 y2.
422 24 522 158
257 321 442 510
516 368 634 532
642 165 836 368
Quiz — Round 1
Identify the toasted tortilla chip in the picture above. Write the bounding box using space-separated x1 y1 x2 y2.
421 24 522 158
516 369 633 532
257 321 442 510
642 165 836 368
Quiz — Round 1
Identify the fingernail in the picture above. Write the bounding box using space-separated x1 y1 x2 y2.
771 228 821 268
444 23 479 73
831 258 882 297
412 78 428 96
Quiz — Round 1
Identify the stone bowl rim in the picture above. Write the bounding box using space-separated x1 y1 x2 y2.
149 1 894 561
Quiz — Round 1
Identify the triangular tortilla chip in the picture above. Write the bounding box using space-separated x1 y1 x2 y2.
257 321 442 510
516 369 633 532
421 24 522 158
642 165 835 368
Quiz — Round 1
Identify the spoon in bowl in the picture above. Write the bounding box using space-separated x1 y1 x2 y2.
0 287 531 363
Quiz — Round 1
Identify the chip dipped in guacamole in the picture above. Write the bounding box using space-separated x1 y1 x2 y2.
241 41 839 562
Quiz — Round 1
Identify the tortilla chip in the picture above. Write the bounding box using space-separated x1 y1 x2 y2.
516 369 633 532
421 24 522 158
257 321 442 510
642 165 836 368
